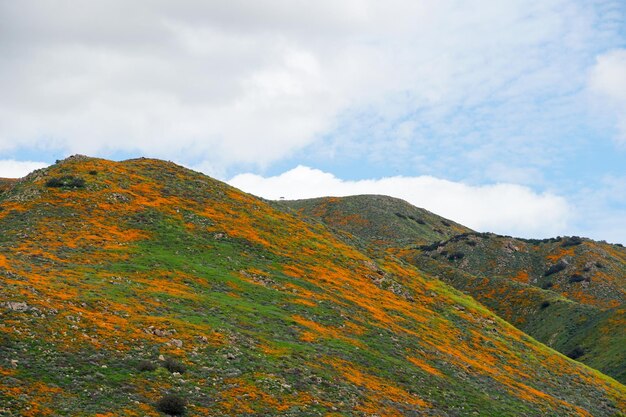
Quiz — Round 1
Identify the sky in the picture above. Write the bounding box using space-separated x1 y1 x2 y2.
1 1 625 243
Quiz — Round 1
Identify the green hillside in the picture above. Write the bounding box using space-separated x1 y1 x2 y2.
283 196 626 384
0 157 625 416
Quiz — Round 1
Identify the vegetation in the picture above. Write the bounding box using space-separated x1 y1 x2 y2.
156 394 187 415
45 175 86 188
287 194 626 384
0 156 624 416
163 358 185 374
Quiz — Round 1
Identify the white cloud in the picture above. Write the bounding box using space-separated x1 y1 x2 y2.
0 160 48 178
589 48 626 145
229 166 571 238
0 0 618 173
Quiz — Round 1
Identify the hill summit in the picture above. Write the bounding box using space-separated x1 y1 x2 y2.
0 156 625 416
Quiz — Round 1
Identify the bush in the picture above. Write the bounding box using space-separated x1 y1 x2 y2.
447 252 465 261
568 274 586 283
137 360 157 372
88 170 98 176
441 220 451 227
163 357 185 374
561 236 583 247
567 346 585 360
45 175 85 188
540 301 551 309
544 261 566 277
156 394 186 415
541 281 553 290
408 216 426 225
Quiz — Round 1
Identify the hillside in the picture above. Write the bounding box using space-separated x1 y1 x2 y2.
1 156 625 416
283 195 472 248
405 233 626 383
282 196 626 384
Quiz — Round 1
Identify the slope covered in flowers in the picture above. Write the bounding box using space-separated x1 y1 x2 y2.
0 156 625 416
284 196 626 384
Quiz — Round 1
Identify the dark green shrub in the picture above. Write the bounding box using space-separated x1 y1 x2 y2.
45 175 85 188
441 220 451 227
137 360 157 372
541 281 553 289
567 346 585 360
163 357 185 374
544 261 566 276
540 301 551 309
561 236 583 247
568 274 586 283
408 216 426 225
447 252 465 261
88 170 98 175
156 394 186 415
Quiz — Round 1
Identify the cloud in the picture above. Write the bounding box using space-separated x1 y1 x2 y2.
0 0 620 175
588 48 626 145
0 160 49 178
229 166 571 238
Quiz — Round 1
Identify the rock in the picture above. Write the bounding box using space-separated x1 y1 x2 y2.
144 326 175 337
170 339 183 348
3 301 30 312
158 355 165 361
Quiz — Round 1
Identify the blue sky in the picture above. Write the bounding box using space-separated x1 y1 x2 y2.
1 1 625 243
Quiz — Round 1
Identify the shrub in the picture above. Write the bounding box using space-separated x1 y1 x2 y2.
568 274 586 283
441 220 451 227
447 252 465 261
163 357 185 374
88 170 98 175
561 236 583 247
408 216 426 225
544 261 566 277
540 301 551 309
137 360 157 372
395 212 407 219
45 175 85 188
156 394 186 415
541 281 553 289
567 346 585 360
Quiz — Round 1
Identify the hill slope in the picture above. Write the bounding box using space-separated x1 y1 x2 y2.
283 195 626 384
1 156 625 416
283 195 472 248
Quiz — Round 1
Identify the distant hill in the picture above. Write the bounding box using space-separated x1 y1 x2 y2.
283 195 626 384
282 195 471 247
0 157 624 416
